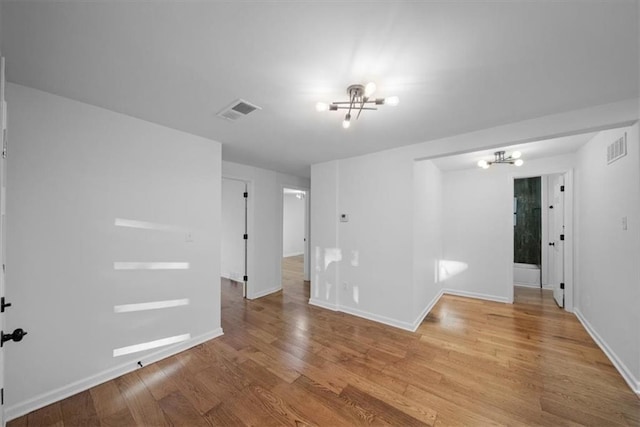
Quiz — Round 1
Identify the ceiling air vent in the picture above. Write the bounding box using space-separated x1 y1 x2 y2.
217 99 262 122
607 132 627 164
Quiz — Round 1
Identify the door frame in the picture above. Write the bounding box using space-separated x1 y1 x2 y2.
280 184 310 282
0 56 7 427
221 176 253 298
507 169 574 311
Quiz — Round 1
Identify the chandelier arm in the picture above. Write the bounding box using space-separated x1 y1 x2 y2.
356 98 366 119
347 91 356 116
331 100 379 105
331 107 378 111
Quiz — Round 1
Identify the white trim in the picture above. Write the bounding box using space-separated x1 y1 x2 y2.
574 309 640 395
248 286 281 300
442 288 510 304
308 298 339 311
310 289 510 332
283 251 304 258
5 328 224 422
514 283 554 290
338 304 416 332
411 289 445 331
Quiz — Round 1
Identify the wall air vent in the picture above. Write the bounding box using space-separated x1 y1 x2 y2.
607 132 627 164
216 99 262 122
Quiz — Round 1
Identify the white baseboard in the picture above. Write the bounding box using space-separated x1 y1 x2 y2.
309 289 508 333
338 304 416 332
514 283 554 290
574 309 640 395
248 286 281 300
308 298 339 311
442 288 509 304
5 328 224 422
411 289 445 331
283 252 303 258
221 272 243 282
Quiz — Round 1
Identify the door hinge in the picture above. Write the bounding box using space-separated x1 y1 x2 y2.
560 282 565 290
0 297 11 313
243 234 248 240
243 192 248 198
243 275 248 282
560 234 564 241
560 185 565 192
2 129 7 159
2 387 4 405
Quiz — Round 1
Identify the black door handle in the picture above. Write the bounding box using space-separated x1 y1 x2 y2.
549 242 555 246
1 328 27 347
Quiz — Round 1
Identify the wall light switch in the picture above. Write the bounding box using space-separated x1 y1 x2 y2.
340 214 349 222
622 216 628 231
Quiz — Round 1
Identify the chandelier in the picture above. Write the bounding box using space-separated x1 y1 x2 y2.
477 151 524 169
316 82 399 129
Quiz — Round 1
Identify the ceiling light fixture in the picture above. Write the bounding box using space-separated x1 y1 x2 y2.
477 151 524 169
316 83 399 129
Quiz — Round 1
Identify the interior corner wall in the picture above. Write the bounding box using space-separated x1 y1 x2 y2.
412 160 443 324
574 124 640 391
5 83 222 418
221 161 309 300
441 154 576 302
309 99 637 332
282 193 305 257
310 149 416 329
309 160 339 310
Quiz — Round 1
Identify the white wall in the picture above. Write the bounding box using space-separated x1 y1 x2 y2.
282 192 305 257
221 178 246 281
310 98 637 332
5 84 222 419
222 161 309 299
309 161 339 310
412 160 443 322
441 154 576 303
574 124 640 392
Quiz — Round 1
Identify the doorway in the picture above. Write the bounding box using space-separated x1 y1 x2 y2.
282 188 309 293
513 176 542 288
511 172 571 310
221 178 248 299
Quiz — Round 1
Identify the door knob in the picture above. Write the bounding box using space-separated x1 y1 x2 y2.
1 328 27 347
549 242 555 246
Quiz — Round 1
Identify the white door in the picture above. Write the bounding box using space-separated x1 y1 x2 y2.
0 56 7 426
549 174 565 307
221 178 248 297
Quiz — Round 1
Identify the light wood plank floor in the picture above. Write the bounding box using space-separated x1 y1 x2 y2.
10 256 640 426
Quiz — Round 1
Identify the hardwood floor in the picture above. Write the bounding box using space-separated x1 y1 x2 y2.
10 259 640 426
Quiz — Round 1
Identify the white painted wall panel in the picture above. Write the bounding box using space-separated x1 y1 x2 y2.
412 160 443 322
575 124 640 389
5 83 222 415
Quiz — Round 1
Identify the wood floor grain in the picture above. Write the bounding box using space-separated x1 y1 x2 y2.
9 256 640 426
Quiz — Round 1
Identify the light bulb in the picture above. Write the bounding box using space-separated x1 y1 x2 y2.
511 151 522 159
364 82 376 98
515 159 524 167
385 96 400 106
342 113 351 129
477 160 488 168
316 102 328 112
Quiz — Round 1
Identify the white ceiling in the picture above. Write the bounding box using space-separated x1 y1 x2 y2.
1 1 638 177
431 132 597 171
